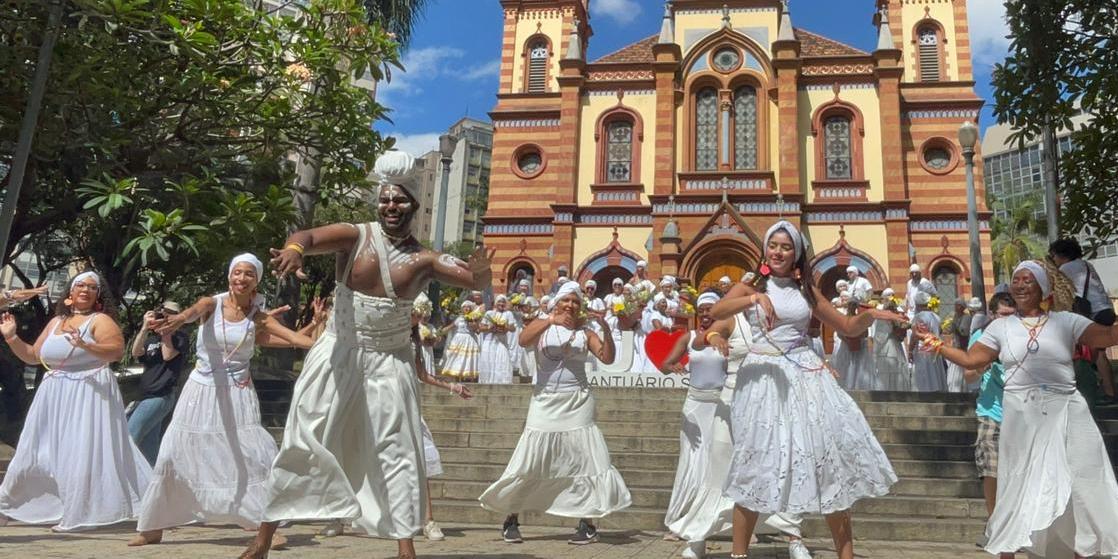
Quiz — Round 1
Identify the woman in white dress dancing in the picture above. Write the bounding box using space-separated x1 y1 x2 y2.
918 261 1118 559
479 295 515 384
130 254 320 547
0 272 151 531
479 281 630 545
710 221 899 559
872 295 910 391
441 301 481 381
909 292 946 391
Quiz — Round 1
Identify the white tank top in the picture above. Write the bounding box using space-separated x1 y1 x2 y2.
193 292 257 386
534 325 589 393
687 331 727 390
40 314 106 373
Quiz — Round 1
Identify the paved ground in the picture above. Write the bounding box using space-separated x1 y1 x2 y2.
0 522 994 558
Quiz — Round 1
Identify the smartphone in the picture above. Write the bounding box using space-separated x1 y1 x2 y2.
153 311 165 320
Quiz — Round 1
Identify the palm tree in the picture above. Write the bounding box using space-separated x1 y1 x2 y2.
364 0 432 47
989 195 1048 284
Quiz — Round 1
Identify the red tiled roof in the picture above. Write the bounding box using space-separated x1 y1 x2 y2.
590 27 868 65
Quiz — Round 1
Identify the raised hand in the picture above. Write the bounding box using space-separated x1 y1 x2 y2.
0 313 18 340
268 247 309 281
154 312 188 336
549 311 577 331
709 335 730 357
6 285 48 304
468 246 496 284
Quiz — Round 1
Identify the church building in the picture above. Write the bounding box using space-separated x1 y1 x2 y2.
483 0 992 307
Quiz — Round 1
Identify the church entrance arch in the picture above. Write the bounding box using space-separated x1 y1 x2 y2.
683 239 759 292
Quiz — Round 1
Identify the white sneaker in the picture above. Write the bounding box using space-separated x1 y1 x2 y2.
681 540 705 559
423 520 445 541
788 539 812 559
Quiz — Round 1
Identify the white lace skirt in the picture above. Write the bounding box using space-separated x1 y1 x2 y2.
478 388 631 518
262 333 427 539
724 350 897 514
874 339 910 391
985 389 1118 557
912 353 946 392
136 372 277 531
441 331 479 381
478 333 513 384
665 387 735 541
0 367 151 531
420 417 442 478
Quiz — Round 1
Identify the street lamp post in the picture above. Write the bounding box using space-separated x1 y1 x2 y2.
429 134 457 322
959 121 986 305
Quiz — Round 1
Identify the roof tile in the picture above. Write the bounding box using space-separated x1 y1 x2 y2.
589 27 868 65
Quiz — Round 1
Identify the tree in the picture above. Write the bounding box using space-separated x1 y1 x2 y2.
989 196 1048 284
363 0 432 48
991 0 1118 249
0 0 401 321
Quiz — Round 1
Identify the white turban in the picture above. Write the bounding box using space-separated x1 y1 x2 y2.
653 293 666 304
719 276 732 285
840 289 852 299
636 260 647 268
909 263 922 273
539 295 551 308
495 294 508 304
836 279 850 290
882 287 895 298
660 277 674 287
584 280 597 289
831 297 842 306
1014 260 1051 299
697 292 721 307
612 277 624 286
461 301 476 311
846 265 859 274
69 271 100 291
550 280 583 310
914 291 932 306
967 297 983 311
374 150 419 202
763 220 803 260
741 272 756 283
229 253 264 279
412 292 432 314
622 284 634 293
557 276 569 284
518 278 530 287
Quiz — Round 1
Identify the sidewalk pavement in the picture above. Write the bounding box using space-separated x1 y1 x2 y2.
0 522 993 558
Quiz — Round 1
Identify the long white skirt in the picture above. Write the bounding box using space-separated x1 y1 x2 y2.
420 417 442 478
478 332 514 384
441 331 479 381
479 388 631 518
912 352 946 392
985 389 1118 557
874 339 910 391
724 350 897 514
262 332 427 539
665 386 735 541
420 344 435 378
838 345 879 391
945 362 966 393
0 367 151 531
631 330 656 374
136 372 278 530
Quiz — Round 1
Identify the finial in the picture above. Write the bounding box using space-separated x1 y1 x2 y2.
564 18 583 61
721 4 731 29
776 193 785 218
777 0 795 42
875 2 896 51
657 1 675 45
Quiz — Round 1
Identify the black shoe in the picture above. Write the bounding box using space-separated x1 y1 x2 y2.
502 519 523 543
568 520 599 545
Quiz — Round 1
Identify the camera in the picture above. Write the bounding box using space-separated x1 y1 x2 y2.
153 310 165 320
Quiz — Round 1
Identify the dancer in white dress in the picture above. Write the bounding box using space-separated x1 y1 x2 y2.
478 295 515 384
909 292 947 391
441 301 481 381
923 261 1118 559
0 272 150 532
872 296 910 391
241 151 493 559
602 278 626 349
710 221 899 559
517 297 541 381
835 295 880 391
131 254 319 547
479 281 630 546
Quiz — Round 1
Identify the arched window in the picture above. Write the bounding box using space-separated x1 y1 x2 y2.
917 26 941 82
526 39 549 92
605 120 633 183
932 262 959 318
695 87 719 171
823 115 852 179
733 86 758 170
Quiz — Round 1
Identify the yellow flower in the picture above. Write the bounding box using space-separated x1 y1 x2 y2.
612 301 626 313
928 296 941 313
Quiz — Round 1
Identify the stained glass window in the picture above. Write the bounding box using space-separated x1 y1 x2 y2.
606 120 633 182
824 116 852 179
733 86 758 170
924 147 951 170
695 88 718 171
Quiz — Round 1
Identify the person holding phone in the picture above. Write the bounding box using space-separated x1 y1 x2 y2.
127 301 190 465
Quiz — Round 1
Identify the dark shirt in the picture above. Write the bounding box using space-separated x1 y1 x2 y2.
137 331 190 398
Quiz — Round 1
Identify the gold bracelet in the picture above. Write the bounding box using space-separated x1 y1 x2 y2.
705 331 723 344
285 242 305 255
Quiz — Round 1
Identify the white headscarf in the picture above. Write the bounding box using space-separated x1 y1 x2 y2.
69 271 100 291
374 150 419 202
697 292 721 307
1013 260 1051 299
659 277 674 287
882 287 895 298
612 277 624 286
461 301 477 312
846 265 859 274
518 278 530 288
584 280 597 289
550 280 583 311
228 253 264 279
523 296 539 309
636 260 647 268
495 294 508 304
914 291 932 306
719 276 732 285
910 263 922 273
967 297 983 312
763 220 803 260
836 279 850 290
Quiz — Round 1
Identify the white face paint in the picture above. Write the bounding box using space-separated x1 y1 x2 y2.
438 253 466 269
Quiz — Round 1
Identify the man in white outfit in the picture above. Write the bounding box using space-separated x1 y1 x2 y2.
718 276 733 295
904 264 937 320
630 260 657 293
846 266 873 299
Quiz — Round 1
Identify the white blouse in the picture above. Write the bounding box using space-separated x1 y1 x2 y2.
976 311 1094 392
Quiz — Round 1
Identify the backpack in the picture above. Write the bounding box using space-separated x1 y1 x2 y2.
1071 263 1094 318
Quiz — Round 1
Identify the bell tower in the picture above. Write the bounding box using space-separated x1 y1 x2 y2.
498 0 590 95
877 0 974 84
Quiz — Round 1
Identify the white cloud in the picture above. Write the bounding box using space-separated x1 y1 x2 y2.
460 59 501 81
968 1 1011 66
388 132 441 157
592 0 641 25
378 46 466 103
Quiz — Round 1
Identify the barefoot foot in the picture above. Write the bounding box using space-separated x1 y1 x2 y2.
270 532 288 550
128 530 163 546
239 539 270 559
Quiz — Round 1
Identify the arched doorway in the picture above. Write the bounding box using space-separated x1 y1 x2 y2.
506 262 537 295
695 261 748 292
688 240 757 293
590 265 631 296
816 265 847 355
932 261 961 319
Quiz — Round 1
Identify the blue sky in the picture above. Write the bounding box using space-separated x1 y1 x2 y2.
376 0 1012 156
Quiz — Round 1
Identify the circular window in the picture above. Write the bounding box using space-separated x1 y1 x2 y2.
711 48 741 73
511 144 546 179
918 138 959 175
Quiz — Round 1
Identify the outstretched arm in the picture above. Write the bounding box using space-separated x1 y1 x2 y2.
660 333 690 374
812 287 901 338
430 246 495 291
1080 322 1118 349
153 296 217 335
256 314 317 349
270 223 361 280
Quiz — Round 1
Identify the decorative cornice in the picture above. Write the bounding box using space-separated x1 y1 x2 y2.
492 118 561 128
652 201 801 215
910 219 991 232
802 63 875 76
904 109 981 120
587 69 656 81
800 82 875 91
484 223 555 235
675 6 778 15
804 210 884 223
585 89 656 97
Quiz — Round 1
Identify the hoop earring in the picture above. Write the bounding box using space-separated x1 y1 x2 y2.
63 297 73 307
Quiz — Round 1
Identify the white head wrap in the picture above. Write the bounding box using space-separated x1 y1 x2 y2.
412 292 432 315
653 293 666 304
228 253 263 279
660 276 676 287
518 278 530 288
550 280 583 310
831 297 842 306
636 260 647 268
69 271 100 291
697 292 721 307
763 220 803 260
882 287 895 298
719 276 732 285
495 294 508 304
909 263 922 273
374 150 419 202
461 301 476 312
914 291 932 306
1013 260 1051 299
967 297 983 311
557 276 569 284
622 284 634 293
836 279 850 290
741 272 756 283
523 296 539 309
847 265 859 274
840 289 852 299
584 280 597 289
612 277 624 286
539 295 551 308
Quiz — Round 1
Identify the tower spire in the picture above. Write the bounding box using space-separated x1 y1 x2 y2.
875 3 896 51
721 4 731 29
657 1 674 45
564 18 583 61
777 0 795 42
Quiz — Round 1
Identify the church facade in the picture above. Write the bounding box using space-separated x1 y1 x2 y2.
483 0 992 306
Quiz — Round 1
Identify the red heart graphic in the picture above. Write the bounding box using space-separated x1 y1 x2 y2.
644 330 689 371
